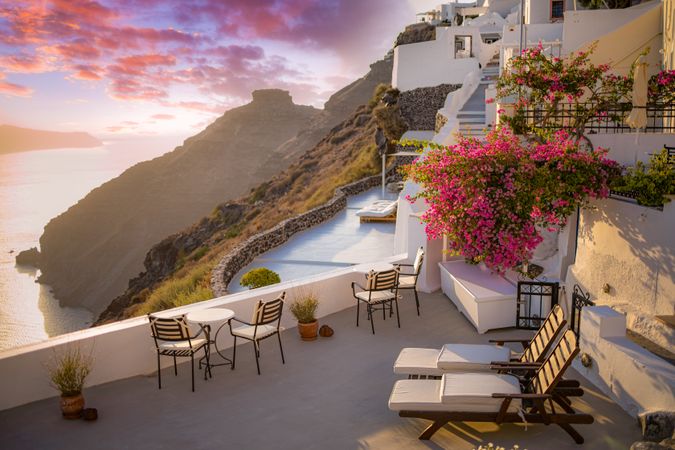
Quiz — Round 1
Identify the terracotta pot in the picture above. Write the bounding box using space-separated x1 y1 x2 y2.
297 321 318 341
60 393 85 419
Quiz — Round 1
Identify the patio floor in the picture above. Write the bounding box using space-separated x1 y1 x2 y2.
0 291 641 449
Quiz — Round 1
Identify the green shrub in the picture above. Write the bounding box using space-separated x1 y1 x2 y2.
46 347 93 396
612 148 674 207
224 223 244 239
190 246 209 261
289 290 319 324
240 267 281 289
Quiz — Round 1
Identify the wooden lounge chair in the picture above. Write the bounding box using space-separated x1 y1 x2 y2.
355 200 397 223
394 304 566 378
388 330 593 444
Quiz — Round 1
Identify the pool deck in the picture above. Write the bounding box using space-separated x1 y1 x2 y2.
0 291 641 450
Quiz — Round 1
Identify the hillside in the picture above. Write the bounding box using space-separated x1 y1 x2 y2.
0 125 101 154
37 57 392 314
96 83 403 324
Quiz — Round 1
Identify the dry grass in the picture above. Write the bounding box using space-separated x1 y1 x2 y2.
135 263 214 316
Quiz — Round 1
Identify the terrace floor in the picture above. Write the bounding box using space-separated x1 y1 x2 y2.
0 291 641 449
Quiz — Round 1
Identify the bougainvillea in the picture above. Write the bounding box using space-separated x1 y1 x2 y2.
403 127 618 273
648 70 675 105
495 43 633 142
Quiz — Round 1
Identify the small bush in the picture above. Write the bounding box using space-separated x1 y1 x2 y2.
190 246 209 261
240 267 281 289
224 223 244 239
46 347 93 396
289 290 319 324
612 148 674 207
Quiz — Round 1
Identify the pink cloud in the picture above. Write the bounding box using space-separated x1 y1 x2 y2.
0 73 33 97
0 53 49 72
70 63 103 80
151 113 174 120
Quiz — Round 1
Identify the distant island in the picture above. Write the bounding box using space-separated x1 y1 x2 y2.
0 124 101 154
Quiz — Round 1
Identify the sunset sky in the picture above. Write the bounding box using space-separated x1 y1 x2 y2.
0 0 436 138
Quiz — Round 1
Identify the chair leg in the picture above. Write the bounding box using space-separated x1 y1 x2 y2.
558 423 585 444
277 332 285 364
356 300 360 327
173 354 178 376
419 419 447 440
156 352 162 390
394 297 401 328
191 354 195 392
383 302 386 320
254 340 261 375
232 336 237 370
414 289 420 316
369 304 375 334
204 346 212 380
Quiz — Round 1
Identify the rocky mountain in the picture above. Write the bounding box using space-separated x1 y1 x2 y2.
0 125 101 154
37 57 392 314
96 82 404 324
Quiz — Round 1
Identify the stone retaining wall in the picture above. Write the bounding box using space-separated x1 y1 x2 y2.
210 171 395 296
398 84 460 130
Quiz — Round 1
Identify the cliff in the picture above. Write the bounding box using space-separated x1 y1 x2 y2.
96 80 403 323
38 57 392 314
0 125 101 154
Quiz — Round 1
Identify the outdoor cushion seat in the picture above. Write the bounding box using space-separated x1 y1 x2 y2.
394 348 444 376
437 343 512 371
398 275 417 288
354 290 396 303
158 338 207 352
231 324 280 340
389 373 521 413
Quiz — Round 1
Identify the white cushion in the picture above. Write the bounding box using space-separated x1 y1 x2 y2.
388 380 447 411
355 200 397 217
437 344 511 371
231 324 279 340
355 290 396 303
158 338 207 351
394 348 443 376
440 372 521 412
398 275 417 288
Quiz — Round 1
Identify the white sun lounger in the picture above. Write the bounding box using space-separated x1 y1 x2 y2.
355 199 397 222
394 305 566 378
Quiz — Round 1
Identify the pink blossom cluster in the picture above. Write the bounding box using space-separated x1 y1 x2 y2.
649 70 675 104
403 127 618 273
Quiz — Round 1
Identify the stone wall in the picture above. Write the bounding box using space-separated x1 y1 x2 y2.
210 171 395 296
398 84 461 130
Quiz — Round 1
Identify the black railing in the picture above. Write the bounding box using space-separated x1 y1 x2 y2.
516 281 559 330
521 102 675 134
570 284 595 338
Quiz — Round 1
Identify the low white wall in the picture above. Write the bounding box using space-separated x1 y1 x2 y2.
592 133 675 166
393 27 480 91
566 198 675 353
0 257 406 412
573 306 675 417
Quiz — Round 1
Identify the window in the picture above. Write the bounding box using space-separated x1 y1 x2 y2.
551 0 564 20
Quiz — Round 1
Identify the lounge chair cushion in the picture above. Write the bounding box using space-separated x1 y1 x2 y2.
355 290 396 303
231 324 279 340
437 343 511 371
355 200 397 218
440 372 522 412
394 348 443 376
388 373 521 413
158 338 207 351
398 275 417 288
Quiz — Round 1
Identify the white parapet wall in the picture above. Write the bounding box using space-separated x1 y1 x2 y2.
573 306 675 417
0 256 405 412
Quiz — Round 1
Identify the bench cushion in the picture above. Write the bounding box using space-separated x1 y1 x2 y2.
437 343 511 371
394 348 443 376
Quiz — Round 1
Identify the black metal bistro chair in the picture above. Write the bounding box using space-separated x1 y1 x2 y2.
395 247 425 316
229 292 286 375
352 267 401 334
148 314 210 392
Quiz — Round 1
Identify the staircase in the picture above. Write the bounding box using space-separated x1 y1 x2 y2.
457 54 499 139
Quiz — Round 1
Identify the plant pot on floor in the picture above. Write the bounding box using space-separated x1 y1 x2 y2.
297 321 319 341
60 393 85 419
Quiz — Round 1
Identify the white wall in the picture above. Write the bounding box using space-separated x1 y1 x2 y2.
525 0 574 24
573 306 675 417
592 133 675 166
566 197 675 353
393 27 480 91
0 258 406 412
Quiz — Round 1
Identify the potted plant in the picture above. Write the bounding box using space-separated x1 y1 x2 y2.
47 346 93 419
289 291 320 341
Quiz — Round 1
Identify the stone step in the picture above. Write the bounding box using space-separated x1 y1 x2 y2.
457 110 485 115
458 117 486 124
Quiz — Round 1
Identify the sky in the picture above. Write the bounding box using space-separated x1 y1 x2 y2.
0 0 435 138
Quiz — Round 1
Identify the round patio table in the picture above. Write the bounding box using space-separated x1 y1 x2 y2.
186 308 235 372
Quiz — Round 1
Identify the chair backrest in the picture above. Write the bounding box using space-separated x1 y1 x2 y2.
252 292 285 326
529 329 579 395
366 268 399 291
413 247 425 274
148 315 191 342
519 304 566 363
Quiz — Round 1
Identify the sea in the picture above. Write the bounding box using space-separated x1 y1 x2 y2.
0 136 184 352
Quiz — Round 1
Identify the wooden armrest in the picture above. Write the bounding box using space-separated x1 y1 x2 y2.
352 281 367 292
490 362 541 371
492 393 552 399
489 339 530 349
230 317 252 326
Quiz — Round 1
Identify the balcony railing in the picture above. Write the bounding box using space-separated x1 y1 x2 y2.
521 102 675 134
